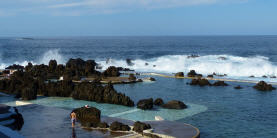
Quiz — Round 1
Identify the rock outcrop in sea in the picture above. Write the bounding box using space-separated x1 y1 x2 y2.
253 81 276 91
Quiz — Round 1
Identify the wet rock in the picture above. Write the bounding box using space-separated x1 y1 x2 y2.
175 72 184 78
187 70 199 77
145 63 149 66
110 121 130 131
133 121 151 133
262 75 268 78
213 81 228 86
126 59 134 66
98 122 109 128
45 80 74 97
190 78 211 86
72 82 134 107
48 60 57 73
137 98 153 110
21 85 37 100
207 75 213 78
234 85 243 89
72 107 101 128
253 81 276 91
154 98 164 106
270 76 276 78
162 100 187 109
5 64 24 70
102 66 120 77
128 74 136 81
249 75 255 78
187 70 198 77
153 65 156 67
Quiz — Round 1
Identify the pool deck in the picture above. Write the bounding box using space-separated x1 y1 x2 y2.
4 103 199 138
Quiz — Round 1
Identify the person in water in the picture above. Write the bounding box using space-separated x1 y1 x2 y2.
70 111 77 127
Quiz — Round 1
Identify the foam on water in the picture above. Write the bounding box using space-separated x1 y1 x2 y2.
0 49 65 69
1 50 277 81
99 55 277 78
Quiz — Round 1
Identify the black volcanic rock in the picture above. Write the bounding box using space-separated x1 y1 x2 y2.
98 122 109 128
128 74 136 81
73 107 101 128
102 66 120 77
72 82 134 107
162 100 187 109
126 59 134 66
253 81 276 91
154 98 164 106
110 121 130 131
175 72 184 78
234 85 243 89
5 64 24 70
133 121 151 133
190 78 211 86
213 81 228 86
48 60 57 73
137 98 153 110
187 70 198 77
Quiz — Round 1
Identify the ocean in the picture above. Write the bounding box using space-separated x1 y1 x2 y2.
1 36 277 137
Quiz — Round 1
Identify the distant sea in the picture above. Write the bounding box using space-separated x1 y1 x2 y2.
1 36 277 138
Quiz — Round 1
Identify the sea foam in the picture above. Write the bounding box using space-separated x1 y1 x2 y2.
99 55 277 77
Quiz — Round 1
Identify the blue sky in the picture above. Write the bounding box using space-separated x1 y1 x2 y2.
0 0 276 36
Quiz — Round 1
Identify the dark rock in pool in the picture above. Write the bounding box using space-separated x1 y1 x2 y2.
270 76 277 78
207 75 213 78
234 85 243 89
5 64 24 70
213 81 228 86
162 100 187 109
126 59 134 66
145 63 149 66
137 98 153 110
102 66 120 77
133 121 151 133
253 81 276 91
175 72 184 78
187 70 198 77
98 122 109 128
110 121 130 131
190 78 211 86
154 98 164 106
72 107 101 128
128 74 136 81
249 75 255 78
262 75 268 78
